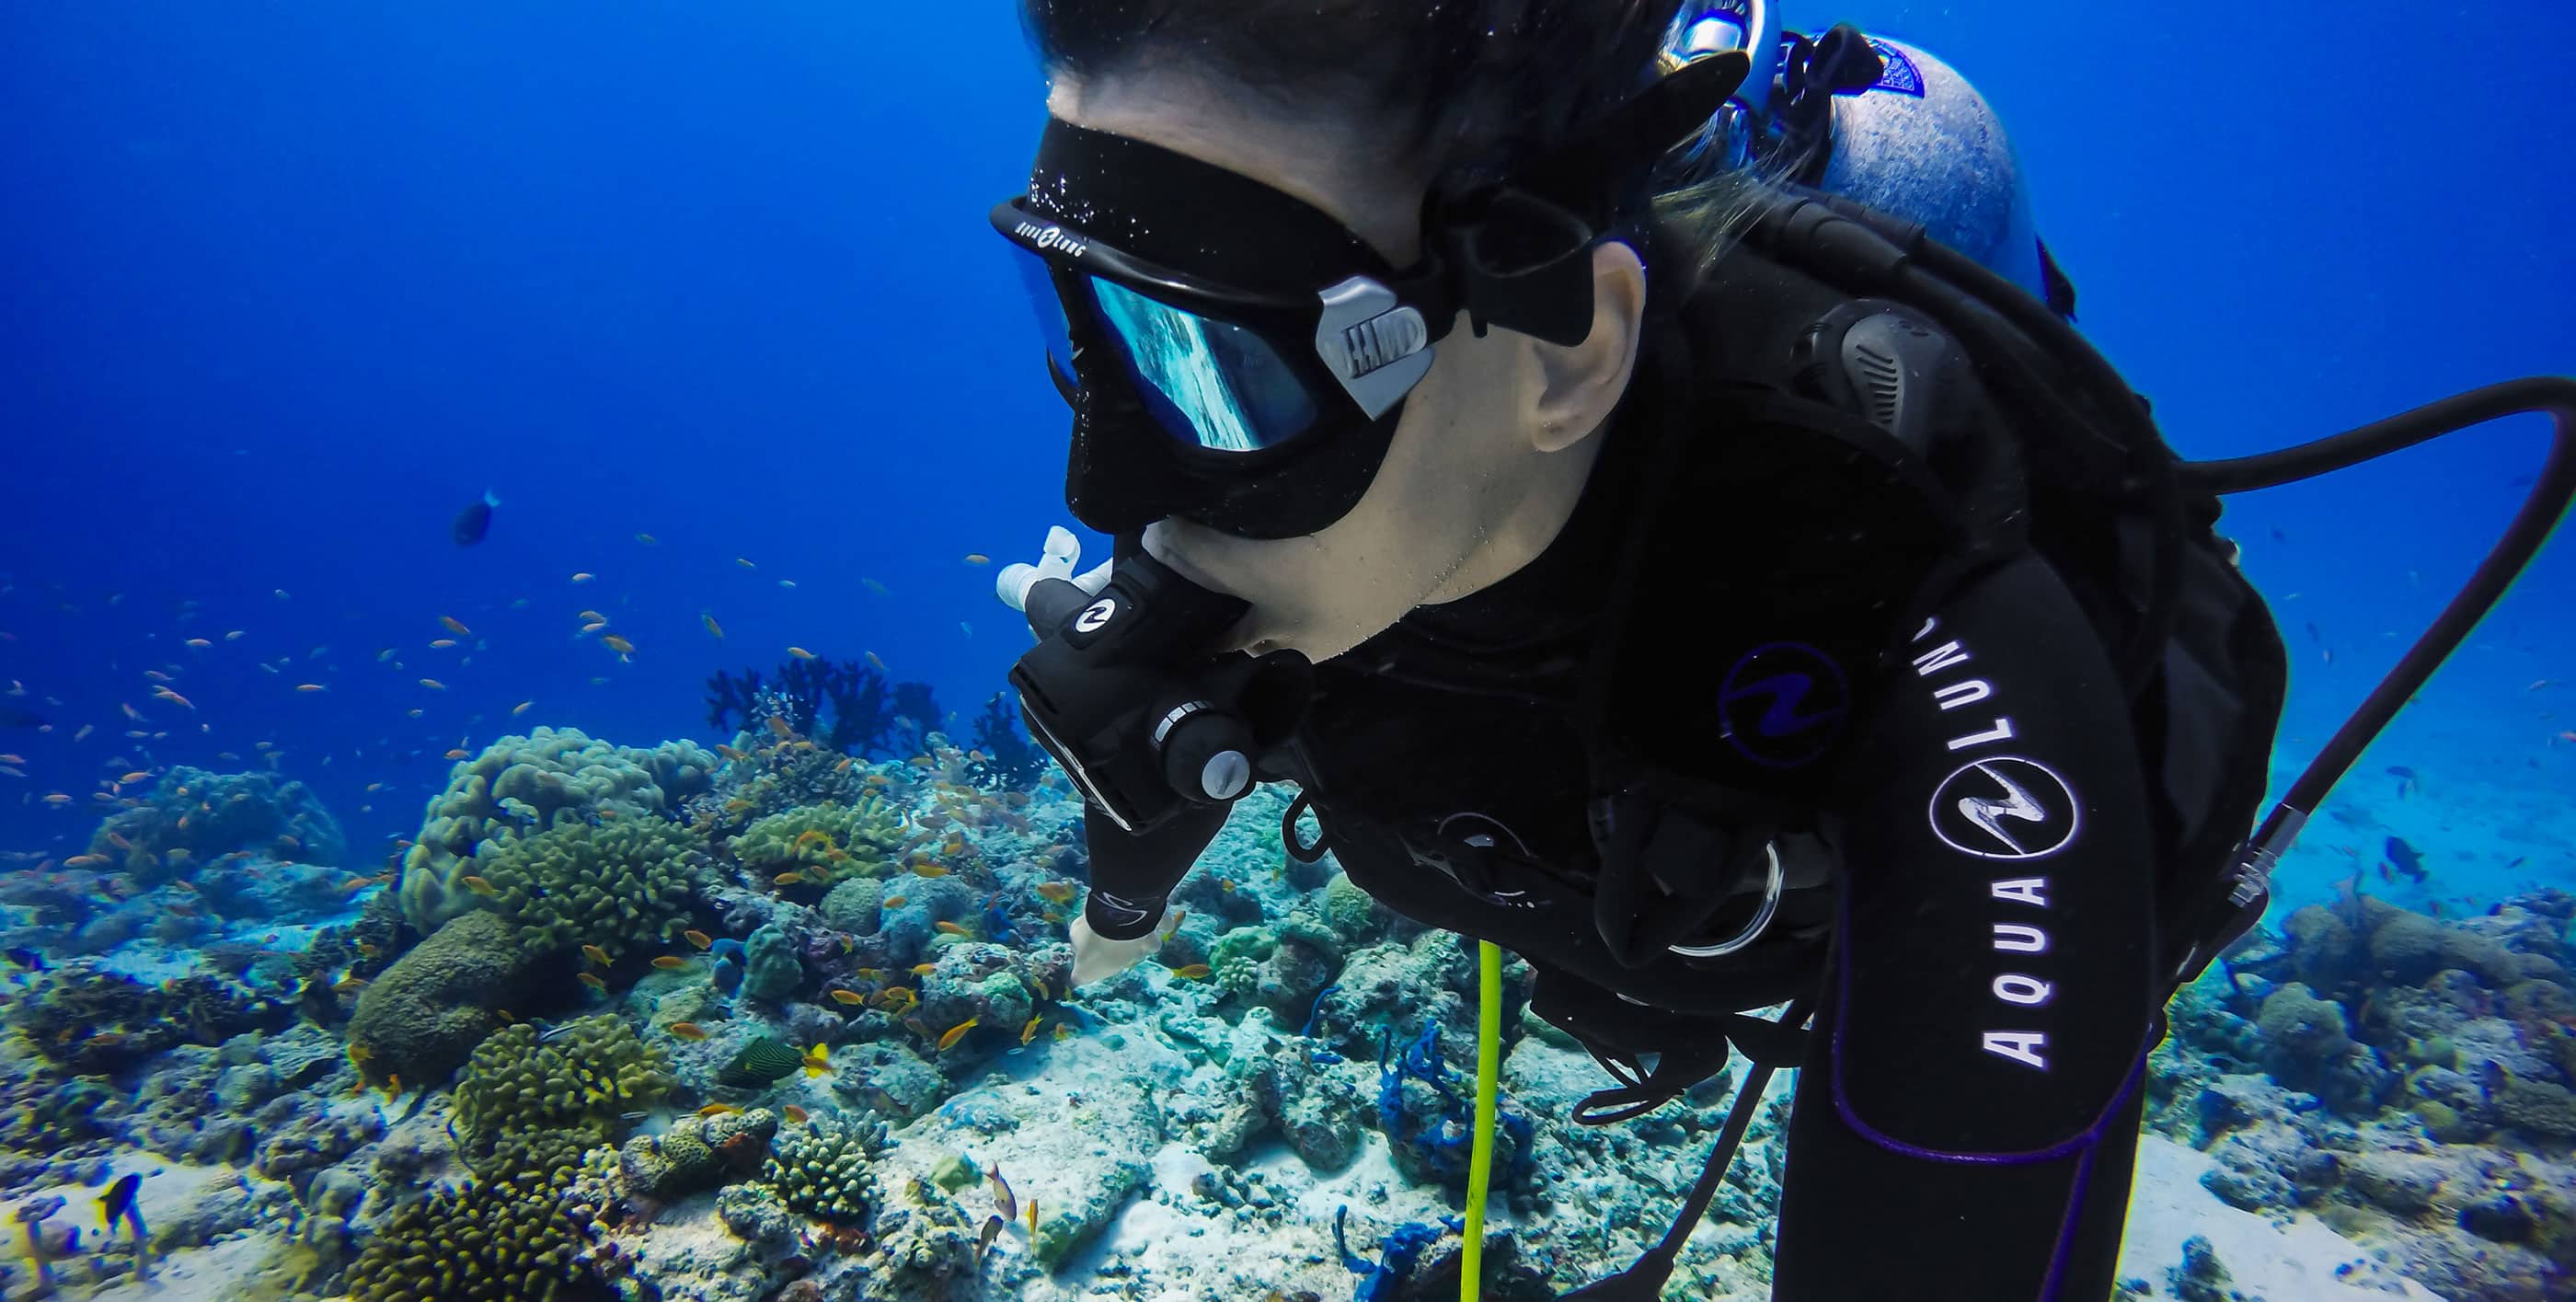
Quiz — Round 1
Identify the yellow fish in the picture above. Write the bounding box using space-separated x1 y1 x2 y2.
1053 1022 1074 1043
440 616 471 636
910 962 937 975
1034 881 1076 904
937 1017 979 1052
684 929 713 950
1020 1015 1042 1045
1167 963 1212 980
801 1043 833 1077
582 944 612 966
461 875 499 896
703 613 725 639
774 870 806 886
912 862 949 879
651 955 690 970
577 972 607 990
829 988 866 1006
881 895 908 908
696 1102 740 1117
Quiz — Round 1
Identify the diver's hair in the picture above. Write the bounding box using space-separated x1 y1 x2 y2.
1019 0 1780 305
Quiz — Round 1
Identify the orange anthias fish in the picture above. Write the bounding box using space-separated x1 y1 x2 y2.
703 613 725 640
582 943 612 966
934 921 971 938
461 875 499 896
684 929 714 950
788 646 816 660
1034 881 1076 904
1167 963 1213 980
937 1017 979 1052
1020 1015 1042 1046
577 972 607 990
766 717 795 741
773 871 806 886
650 955 689 970
912 863 949 879
697 1102 741 1117
603 635 636 655
667 1021 709 1041
440 616 471 636
783 1104 810 1123
829 988 866 1006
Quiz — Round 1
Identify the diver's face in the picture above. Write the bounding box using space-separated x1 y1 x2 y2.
1047 70 1646 663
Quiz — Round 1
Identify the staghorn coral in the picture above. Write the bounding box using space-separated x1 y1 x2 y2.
471 818 706 962
759 1112 888 1226
451 1017 671 1176
733 798 906 882
87 766 347 881
397 727 717 932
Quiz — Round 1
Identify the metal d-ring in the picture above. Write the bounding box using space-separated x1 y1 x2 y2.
1666 839 1784 959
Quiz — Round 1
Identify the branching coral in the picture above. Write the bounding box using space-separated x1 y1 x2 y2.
759 1113 889 1226
471 819 707 961
342 1151 600 1302
451 1017 671 1176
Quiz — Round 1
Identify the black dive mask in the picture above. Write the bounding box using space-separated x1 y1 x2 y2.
995 51 1751 542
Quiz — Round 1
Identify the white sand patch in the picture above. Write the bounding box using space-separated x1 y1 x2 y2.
2117 1135 2447 1300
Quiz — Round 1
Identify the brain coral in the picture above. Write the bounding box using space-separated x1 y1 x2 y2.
398 727 717 932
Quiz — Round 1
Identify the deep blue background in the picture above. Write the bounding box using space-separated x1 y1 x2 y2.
2 2 2569 876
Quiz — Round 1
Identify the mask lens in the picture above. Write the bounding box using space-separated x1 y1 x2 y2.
1082 278 1320 454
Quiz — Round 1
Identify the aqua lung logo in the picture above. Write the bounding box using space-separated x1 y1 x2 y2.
1075 598 1117 634
1928 756 2080 860
1716 642 1849 767
1016 222 1091 259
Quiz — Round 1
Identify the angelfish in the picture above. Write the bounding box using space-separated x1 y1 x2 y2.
450 490 500 547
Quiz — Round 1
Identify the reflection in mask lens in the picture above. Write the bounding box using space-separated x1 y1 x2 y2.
1083 280 1320 454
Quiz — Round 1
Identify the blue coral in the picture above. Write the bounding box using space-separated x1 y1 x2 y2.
1375 1023 1534 1192
1334 1204 1461 1302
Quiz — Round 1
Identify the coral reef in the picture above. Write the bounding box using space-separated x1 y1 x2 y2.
618 1107 777 1200
86 766 348 881
733 798 906 882
451 1017 672 1175
345 908 535 1088
471 817 707 961
6 963 295 1074
759 1113 889 1226
342 1151 601 1302
397 728 717 932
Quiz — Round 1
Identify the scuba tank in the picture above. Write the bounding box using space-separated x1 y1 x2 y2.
1665 4 2062 307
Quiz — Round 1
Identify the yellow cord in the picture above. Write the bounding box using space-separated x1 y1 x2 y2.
1463 939 1502 1302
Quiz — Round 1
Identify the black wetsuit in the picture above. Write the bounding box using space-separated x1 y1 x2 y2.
1087 282 2171 1300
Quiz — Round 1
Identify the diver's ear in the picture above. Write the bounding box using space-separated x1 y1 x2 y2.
1529 240 1648 454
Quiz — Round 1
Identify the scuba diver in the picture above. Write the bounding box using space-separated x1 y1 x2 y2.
986 2 2576 1298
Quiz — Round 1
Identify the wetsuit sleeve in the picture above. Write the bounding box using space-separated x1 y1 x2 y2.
1768 550 2163 1302
1079 799 1232 940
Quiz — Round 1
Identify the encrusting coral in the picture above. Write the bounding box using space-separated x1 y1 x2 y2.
732 798 907 882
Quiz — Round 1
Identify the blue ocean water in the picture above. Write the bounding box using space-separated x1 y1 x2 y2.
3 4 2569 870
0 3 2569 1299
